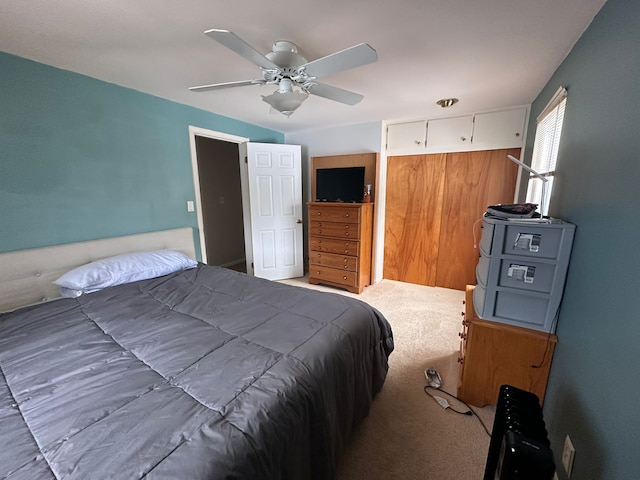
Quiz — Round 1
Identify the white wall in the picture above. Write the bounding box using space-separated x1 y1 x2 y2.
286 121 383 200
286 121 382 158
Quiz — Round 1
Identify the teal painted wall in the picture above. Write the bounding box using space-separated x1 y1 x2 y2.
0 52 284 257
525 0 640 477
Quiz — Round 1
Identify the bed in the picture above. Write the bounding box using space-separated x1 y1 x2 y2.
0 228 394 480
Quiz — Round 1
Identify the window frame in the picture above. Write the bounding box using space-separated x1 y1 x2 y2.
525 87 568 216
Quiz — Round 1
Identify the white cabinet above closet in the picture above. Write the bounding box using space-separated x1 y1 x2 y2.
386 121 426 152
425 115 473 152
385 107 528 156
472 108 527 150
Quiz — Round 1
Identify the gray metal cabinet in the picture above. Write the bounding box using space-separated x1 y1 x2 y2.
474 217 575 333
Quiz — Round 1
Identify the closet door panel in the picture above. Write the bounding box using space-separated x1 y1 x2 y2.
435 148 520 290
384 154 446 285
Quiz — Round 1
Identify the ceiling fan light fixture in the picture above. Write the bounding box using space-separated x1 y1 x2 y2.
261 78 309 117
436 97 459 108
262 89 308 117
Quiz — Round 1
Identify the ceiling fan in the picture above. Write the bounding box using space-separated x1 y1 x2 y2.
189 29 378 117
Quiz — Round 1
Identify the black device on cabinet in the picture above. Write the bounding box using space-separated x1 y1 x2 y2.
315 166 365 203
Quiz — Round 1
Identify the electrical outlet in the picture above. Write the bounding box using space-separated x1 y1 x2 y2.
562 434 575 477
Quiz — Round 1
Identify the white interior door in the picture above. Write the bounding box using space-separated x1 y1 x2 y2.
246 142 303 280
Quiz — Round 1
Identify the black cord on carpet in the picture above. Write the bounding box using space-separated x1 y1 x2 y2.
423 385 492 437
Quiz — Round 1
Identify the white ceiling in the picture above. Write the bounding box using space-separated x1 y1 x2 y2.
1 0 606 134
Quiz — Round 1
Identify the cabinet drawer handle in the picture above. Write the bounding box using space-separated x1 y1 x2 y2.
344 265 349 269
317 212 322 216
345 225 349 229
343 258 348 262
343 276 348 280
345 232 350 236
345 213 350 217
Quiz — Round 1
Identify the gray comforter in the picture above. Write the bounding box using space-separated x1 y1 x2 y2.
0 264 393 480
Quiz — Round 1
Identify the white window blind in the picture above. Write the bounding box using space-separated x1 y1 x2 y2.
526 87 567 215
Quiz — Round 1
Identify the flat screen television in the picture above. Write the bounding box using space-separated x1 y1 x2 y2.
315 167 365 203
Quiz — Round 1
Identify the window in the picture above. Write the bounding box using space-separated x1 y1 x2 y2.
526 87 567 216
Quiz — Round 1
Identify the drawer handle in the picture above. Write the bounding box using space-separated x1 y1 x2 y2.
345 213 350 217
343 276 347 280
316 271 320 275
344 265 348 269
345 225 349 229
345 232 350 236
317 212 322 216
317 253 321 257
343 258 348 262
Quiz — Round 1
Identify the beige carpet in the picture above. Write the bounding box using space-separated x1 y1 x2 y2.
279 277 495 479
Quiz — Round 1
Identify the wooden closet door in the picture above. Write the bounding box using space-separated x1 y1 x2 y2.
435 148 520 290
384 154 446 285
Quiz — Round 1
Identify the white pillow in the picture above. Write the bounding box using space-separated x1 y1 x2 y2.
55 250 197 297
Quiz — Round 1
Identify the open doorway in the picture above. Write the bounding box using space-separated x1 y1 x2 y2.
194 136 246 272
189 126 251 273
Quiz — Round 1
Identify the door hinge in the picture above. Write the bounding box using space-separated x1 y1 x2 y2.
251 262 254 269
245 156 248 164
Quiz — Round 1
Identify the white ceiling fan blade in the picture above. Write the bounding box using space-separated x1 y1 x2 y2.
301 43 377 78
204 29 278 70
307 82 364 105
189 79 266 92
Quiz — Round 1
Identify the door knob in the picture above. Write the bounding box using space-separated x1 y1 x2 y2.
296 219 302 224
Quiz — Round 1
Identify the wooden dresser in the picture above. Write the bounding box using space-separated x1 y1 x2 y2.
308 202 374 294
457 285 557 406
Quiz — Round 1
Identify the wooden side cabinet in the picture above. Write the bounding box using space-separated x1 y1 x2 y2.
457 285 557 406
308 202 374 294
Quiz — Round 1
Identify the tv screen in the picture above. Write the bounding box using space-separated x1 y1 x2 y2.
316 167 365 203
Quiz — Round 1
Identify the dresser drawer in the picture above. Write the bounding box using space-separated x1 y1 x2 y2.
309 236 359 256
309 205 361 223
309 221 360 239
309 265 358 287
309 251 358 271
